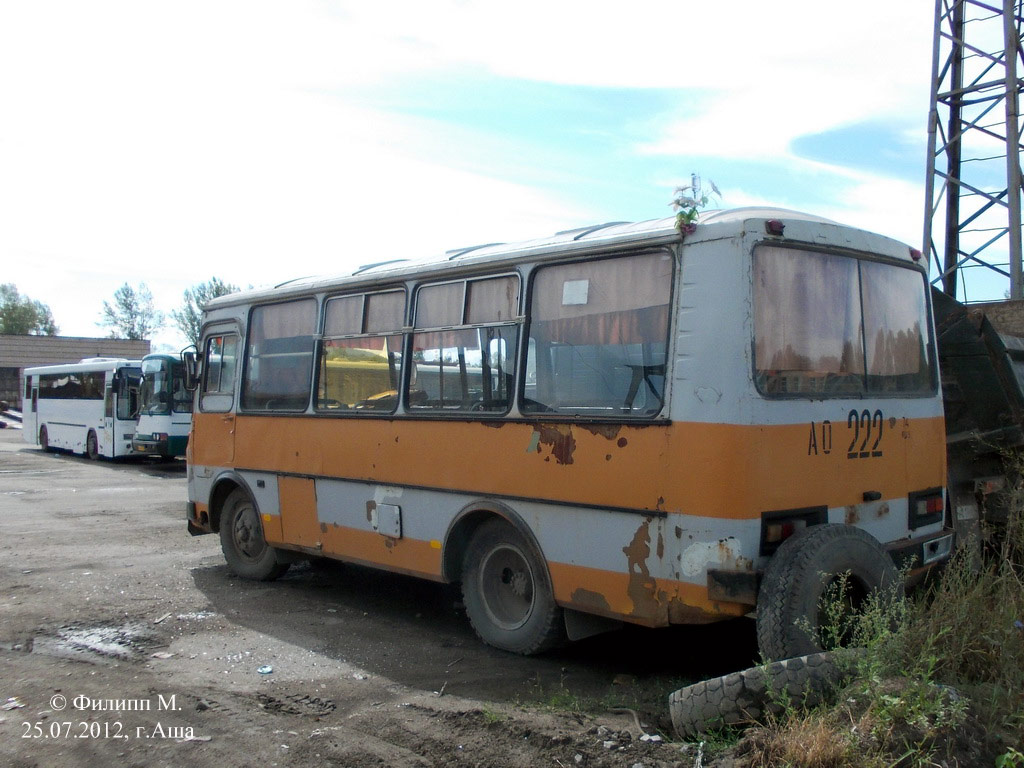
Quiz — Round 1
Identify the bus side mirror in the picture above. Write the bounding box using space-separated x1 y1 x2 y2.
182 346 199 391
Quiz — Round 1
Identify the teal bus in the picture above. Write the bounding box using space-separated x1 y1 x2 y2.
133 352 192 458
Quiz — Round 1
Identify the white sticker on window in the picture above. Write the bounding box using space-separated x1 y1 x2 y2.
562 279 589 306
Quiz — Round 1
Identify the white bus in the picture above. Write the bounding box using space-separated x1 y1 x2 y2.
133 352 193 459
22 358 142 459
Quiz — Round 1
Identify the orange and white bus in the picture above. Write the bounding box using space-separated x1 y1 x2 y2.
185 208 953 659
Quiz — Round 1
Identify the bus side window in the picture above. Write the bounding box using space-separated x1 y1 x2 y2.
241 299 317 412
408 275 519 414
318 290 406 412
201 334 239 413
523 251 672 417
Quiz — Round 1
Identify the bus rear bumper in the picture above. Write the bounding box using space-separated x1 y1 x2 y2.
706 527 956 607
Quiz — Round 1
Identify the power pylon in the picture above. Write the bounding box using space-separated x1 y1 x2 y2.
923 0 1024 300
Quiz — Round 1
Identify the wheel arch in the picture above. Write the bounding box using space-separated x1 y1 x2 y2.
441 500 549 584
207 472 253 533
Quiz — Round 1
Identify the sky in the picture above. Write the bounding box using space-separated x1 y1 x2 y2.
0 1 955 351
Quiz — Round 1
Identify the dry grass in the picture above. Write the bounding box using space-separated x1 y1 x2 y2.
737 716 864 768
721 471 1024 767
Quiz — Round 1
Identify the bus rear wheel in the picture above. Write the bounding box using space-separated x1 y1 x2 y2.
39 426 50 452
461 519 564 655
219 488 290 581
756 524 899 660
86 431 99 460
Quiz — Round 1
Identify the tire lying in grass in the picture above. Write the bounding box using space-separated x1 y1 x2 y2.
668 652 850 739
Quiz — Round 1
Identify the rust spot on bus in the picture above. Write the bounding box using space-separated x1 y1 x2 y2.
622 518 663 621
616 437 628 448
579 424 621 440
482 421 504 430
366 501 375 523
320 523 328 533
876 502 890 519
674 526 683 539
569 588 614 614
656 530 665 559
535 424 576 465
845 505 860 525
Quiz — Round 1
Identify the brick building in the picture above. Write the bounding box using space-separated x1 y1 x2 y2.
0 335 151 410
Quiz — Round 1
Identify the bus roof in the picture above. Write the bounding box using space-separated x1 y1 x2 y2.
24 359 142 376
205 207 913 310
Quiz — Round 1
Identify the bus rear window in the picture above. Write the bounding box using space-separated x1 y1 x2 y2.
754 246 933 397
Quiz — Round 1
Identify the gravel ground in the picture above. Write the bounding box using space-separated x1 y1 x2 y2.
0 429 757 767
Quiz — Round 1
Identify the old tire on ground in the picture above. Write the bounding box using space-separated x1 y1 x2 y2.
756 524 899 661
461 519 565 655
219 488 290 581
86 430 100 460
39 425 50 451
669 652 850 739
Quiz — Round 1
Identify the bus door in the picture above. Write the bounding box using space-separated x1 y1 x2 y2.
23 377 38 440
102 379 115 456
192 330 241 467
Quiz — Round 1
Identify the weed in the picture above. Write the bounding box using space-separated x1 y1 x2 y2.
738 485 1024 766
480 707 505 725
996 747 1024 768
671 174 720 234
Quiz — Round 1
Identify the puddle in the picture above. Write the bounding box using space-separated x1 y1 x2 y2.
30 622 160 664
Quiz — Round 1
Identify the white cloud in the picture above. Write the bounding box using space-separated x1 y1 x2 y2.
0 0 946 343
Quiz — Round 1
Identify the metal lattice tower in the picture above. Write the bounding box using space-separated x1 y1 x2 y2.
923 0 1024 300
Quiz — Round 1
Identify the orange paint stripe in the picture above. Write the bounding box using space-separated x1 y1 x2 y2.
547 561 748 626
264 517 443 580
193 413 946 520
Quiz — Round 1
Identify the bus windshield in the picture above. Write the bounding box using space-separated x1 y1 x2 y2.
140 357 193 415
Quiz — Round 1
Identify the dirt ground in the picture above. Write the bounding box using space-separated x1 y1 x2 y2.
0 427 759 767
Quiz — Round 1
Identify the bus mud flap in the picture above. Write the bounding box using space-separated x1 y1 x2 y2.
563 608 621 642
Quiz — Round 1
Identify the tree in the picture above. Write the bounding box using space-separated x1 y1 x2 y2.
0 284 58 335
99 282 163 340
172 277 239 348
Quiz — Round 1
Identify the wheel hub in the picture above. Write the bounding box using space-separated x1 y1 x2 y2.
481 544 535 630
502 567 530 598
233 507 265 560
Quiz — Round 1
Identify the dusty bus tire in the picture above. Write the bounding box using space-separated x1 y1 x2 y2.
219 489 290 581
756 524 899 661
86 430 100 460
39 426 50 451
461 519 565 655
669 652 849 739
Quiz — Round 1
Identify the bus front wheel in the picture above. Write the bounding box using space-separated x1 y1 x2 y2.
219 489 290 581
86 431 99 460
461 520 564 655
